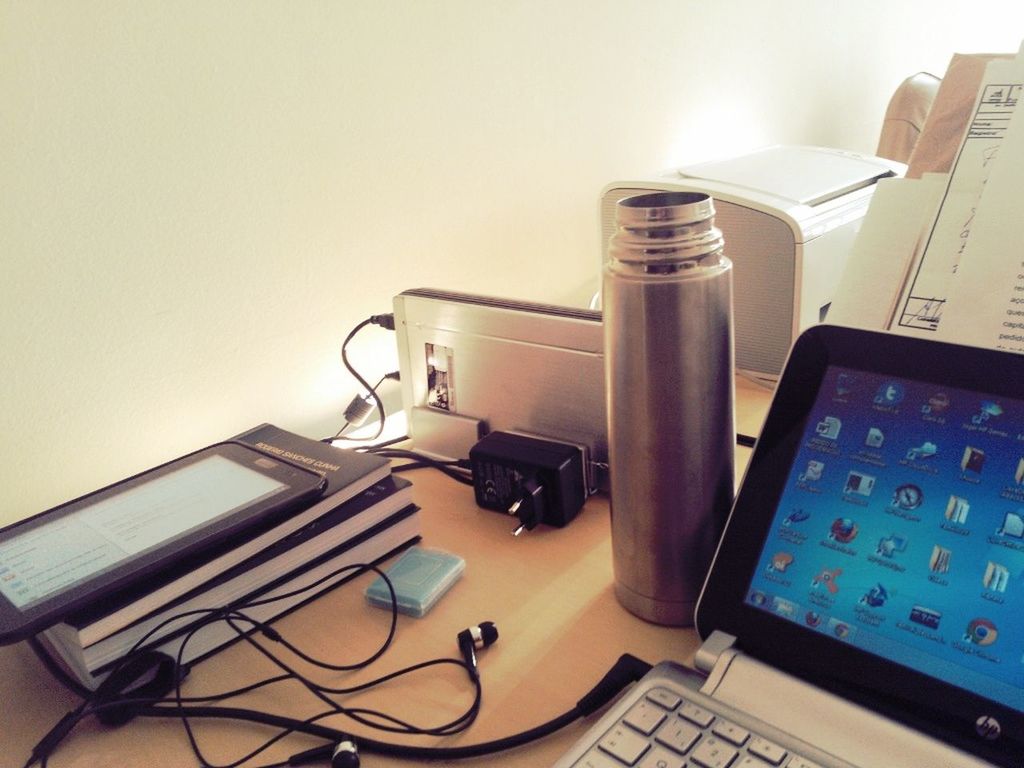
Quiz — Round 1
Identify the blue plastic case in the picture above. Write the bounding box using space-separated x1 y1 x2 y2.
364 546 465 617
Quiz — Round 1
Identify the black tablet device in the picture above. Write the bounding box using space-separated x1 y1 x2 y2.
0 441 326 644
697 324 1024 766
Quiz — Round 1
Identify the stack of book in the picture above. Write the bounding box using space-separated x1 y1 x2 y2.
37 424 419 690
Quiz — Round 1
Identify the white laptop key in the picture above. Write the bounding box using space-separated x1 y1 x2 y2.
598 725 649 765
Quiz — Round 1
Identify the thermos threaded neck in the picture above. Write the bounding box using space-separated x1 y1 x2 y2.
609 191 724 269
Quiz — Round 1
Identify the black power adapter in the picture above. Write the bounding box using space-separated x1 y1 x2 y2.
468 431 589 535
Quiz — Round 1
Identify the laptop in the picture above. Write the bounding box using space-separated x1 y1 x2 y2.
554 324 1024 768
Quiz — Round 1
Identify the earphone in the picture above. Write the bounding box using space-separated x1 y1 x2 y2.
25 557 652 768
26 567 501 768
456 621 498 681
330 738 360 768
301 623 499 768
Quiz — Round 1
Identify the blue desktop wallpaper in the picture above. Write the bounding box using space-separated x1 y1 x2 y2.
746 365 1024 712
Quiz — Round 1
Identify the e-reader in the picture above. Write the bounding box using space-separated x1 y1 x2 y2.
0 440 326 644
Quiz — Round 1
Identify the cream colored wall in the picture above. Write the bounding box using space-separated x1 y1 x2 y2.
2 1 1023 526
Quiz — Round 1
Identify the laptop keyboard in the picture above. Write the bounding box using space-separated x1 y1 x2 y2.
568 686 825 768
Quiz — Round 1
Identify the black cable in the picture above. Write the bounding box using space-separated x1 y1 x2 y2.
364 448 465 466
331 374 388 439
164 566 410 768
23 704 86 768
28 562 408 767
391 462 474 486
286 653 653 764
351 708 580 761
121 701 572 764
26 432 653 768
331 315 396 442
353 434 409 452
92 652 651 766
162 567 481 757
364 447 474 486
30 630 651 767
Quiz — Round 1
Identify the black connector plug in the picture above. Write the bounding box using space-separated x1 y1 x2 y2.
369 313 395 330
469 431 589 535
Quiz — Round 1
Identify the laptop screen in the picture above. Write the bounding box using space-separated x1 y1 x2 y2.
744 363 1024 714
696 325 1024 765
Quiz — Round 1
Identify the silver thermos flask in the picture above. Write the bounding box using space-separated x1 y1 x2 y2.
604 190 735 626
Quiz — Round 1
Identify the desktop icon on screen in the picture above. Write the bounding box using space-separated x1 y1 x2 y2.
921 392 950 415
860 583 889 608
929 545 952 575
835 374 856 397
772 597 799 619
804 611 824 628
783 509 810 526
877 533 908 558
865 427 885 448
945 496 970 525
910 605 942 630
997 511 1024 539
965 618 998 646
829 517 859 544
983 562 1010 593
874 381 905 406
961 447 986 476
827 618 855 640
972 401 1004 425
811 567 842 595
815 417 842 440
905 441 938 461
844 471 875 497
892 483 923 511
799 460 825 484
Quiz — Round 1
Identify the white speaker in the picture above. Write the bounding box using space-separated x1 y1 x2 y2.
600 146 903 382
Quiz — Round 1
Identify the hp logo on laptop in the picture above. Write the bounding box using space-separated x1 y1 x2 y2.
975 715 1001 741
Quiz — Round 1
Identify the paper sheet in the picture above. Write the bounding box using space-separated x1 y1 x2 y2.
891 53 1024 337
936 76 1024 352
827 175 945 330
816 44 1024 353
907 53 1016 179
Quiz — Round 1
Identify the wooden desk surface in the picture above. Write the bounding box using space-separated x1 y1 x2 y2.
0 378 772 768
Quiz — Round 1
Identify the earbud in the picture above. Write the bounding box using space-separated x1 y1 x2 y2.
331 738 359 768
457 621 498 681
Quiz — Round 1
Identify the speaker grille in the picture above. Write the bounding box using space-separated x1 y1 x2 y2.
716 204 794 376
